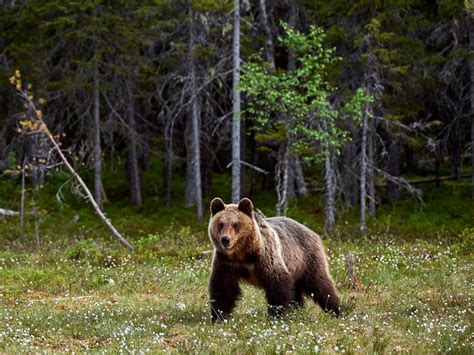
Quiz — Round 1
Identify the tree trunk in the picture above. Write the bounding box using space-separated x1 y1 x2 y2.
92 66 103 208
294 155 308 196
367 116 376 218
259 0 275 71
386 132 401 202
342 137 358 207
470 14 474 199
275 137 290 216
451 121 461 179
435 141 441 187
287 0 297 71
231 0 241 204
286 156 295 200
323 118 336 233
164 119 174 207
360 110 368 234
201 97 213 197
126 82 143 206
186 8 203 222
324 147 336 233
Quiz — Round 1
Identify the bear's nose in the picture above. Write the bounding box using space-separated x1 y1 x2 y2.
221 235 230 248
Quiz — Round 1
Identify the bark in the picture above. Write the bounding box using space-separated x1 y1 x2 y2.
92 66 103 208
324 146 336 233
164 119 174 207
342 138 358 207
275 138 290 216
20 157 25 237
386 132 401 202
201 97 213 197
287 0 297 71
186 8 203 222
323 118 336 233
367 117 376 218
435 142 441 187
249 124 259 196
360 110 368 234
231 0 241 204
126 82 142 206
259 0 275 71
294 155 308 196
450 121 461 179
184 120 195 206
240 118 247 196
286 156 295 200
470 15 474 199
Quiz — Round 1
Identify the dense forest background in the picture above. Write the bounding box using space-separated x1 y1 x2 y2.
0 0 472 232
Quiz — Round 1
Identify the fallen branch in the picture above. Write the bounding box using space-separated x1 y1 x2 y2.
12 76 133 252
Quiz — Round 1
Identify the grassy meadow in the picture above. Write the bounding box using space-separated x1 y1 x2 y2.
0 171 473 353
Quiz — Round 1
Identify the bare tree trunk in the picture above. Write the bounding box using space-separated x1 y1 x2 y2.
325 148 336 233
92 66 103 208
367 117 376 218
259 0 275 71
360 110 368 234
451 121 461 179
294 156 308 196
470 15 474 199
323 119 336 233
342 137 358 207
286 156 295 200
435 141 441 187
201 97 213 197
275 138 290 216
164 120 174 207
20 157 25 237
187 8 203 222
126 82 142 206
386 132 401 202
287 0 298 71
231 0 241 204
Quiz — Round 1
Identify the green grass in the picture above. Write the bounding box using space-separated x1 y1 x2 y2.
1 231 472 352
0 169 472 352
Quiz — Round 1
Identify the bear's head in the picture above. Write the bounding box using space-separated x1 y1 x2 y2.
208 197 262 260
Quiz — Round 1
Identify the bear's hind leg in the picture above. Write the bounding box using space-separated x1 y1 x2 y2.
304 275 341 316
209 264 241 322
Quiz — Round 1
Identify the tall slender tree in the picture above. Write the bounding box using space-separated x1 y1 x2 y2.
231 0 241 204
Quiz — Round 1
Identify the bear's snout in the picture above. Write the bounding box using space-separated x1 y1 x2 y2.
220 235 230 248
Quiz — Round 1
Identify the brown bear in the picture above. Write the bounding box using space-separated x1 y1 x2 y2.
208 197 341 321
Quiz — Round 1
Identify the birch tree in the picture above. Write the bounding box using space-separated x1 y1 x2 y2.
186 5 203 221
242 23 370 227
231 0 241 204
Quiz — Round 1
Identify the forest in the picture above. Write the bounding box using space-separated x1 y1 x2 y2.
0 0 473 353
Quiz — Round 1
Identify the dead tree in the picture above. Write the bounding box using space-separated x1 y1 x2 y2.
231 0 241 204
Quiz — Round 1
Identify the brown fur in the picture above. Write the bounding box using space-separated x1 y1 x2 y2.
208 197 341 321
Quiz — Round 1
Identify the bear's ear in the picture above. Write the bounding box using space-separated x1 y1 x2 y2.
210 197 225 216
238 198 253 217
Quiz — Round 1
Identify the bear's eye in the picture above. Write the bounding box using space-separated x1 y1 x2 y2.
217 222 224 231
232 223 240 231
